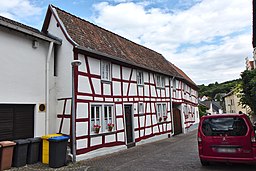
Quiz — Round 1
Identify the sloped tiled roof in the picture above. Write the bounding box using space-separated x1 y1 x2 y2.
43 5 197 87
171 63 197 87
0 15 60 44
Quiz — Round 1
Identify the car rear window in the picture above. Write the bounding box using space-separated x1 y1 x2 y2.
202 117 248 136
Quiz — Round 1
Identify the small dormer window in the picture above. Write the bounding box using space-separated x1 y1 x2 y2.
156 75 165 88
101 60 111 81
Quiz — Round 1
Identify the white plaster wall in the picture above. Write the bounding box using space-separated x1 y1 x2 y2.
112 64 120 79
122 67 131 80
47 13 75 133
88 57 100 75
0 30 46 103
47 13 74 100
0 27 57 137
78 54 87 73
113 81 121 96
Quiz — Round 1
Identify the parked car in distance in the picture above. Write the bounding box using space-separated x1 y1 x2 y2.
198 114 256 166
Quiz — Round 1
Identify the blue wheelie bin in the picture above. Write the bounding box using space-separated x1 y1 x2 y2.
48 136 69 168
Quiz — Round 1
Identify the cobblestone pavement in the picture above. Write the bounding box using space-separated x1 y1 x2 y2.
80 130 256 171
7 130 256 171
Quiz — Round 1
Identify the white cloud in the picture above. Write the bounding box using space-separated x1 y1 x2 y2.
0 0 42 21
92 0 252 85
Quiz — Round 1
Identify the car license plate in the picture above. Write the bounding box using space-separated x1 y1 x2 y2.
217 148 236 153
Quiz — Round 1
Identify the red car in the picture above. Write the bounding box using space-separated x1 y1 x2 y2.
198 114 256 166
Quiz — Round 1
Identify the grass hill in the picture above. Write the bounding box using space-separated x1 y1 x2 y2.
198 79 241 100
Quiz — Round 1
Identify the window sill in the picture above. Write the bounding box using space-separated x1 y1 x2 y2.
91 131 116 137
101 80 112 84
158 120 169 124
156 87 165 90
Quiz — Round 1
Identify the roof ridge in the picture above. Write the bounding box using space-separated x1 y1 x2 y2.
51 4 163 57
0 15 41 33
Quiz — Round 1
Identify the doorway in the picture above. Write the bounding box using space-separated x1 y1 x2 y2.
173 108 182 135
124 104 135 148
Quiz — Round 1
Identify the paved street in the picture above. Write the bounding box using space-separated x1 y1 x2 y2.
80 130 256 171
9 130 256 171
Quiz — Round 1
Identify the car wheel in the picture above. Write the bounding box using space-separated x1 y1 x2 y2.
200 159 209 166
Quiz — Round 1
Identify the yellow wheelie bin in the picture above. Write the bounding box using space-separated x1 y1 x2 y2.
41 134 62 164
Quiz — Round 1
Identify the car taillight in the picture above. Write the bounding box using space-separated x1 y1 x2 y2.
251 131 256 143
198 132 202 144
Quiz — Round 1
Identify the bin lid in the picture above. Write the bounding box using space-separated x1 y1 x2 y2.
27 137 41 143
41 133 62 140
0 141 16 147
48 136 69 142
14 139 30 145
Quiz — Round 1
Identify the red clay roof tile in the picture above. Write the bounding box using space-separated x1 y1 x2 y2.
47 5 197 87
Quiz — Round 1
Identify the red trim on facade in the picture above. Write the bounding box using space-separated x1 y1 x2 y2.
50 7 76 46
112 78 136 84
116 115 124 119
120 66 123 102
84 56 96 95
55 51 198 157
78 71 101 79
59 99 67 133
126 69 133 96
134 121 171 131
57 114 71 118
76 118 89 122
77 141 125 155
135 129 172 142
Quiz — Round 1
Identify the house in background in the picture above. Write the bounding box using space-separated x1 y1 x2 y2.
245 57 255 70
0 16 61 141
41 5 199 160
199 100 223 115
223 90 250 114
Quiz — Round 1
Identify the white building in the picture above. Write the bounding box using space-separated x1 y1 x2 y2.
0 4 199 161
0 15 61 140
41 5 199 160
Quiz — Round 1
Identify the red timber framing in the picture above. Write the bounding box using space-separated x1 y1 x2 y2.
171 78 198 131
56 49 174 155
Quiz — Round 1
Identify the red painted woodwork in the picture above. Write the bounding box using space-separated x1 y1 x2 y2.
56 50 198 156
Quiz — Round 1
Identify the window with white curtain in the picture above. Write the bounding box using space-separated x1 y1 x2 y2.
101 60 111 81
91 104 114 133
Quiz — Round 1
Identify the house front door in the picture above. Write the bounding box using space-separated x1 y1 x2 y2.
173 108 182 135
124 105 135 148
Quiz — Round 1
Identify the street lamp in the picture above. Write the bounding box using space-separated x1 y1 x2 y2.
71 60 81 162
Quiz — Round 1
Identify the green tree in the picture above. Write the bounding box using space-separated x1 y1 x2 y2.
240 70 256 115
199 105 207 118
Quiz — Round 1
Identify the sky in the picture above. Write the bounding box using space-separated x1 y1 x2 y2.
0 0 253 85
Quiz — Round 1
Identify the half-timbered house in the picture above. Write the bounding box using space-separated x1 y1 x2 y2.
41 5 199 160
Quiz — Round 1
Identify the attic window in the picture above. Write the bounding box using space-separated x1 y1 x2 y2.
156 75 165 88
137 70 144 85
101 60 111 82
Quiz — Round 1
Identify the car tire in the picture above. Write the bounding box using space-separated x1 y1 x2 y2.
200 159 209 166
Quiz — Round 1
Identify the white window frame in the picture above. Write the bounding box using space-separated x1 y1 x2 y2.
91 105 102 133
156 75 165 88
173 79 176 90
91 104 115 134
156 103 167 122
138 102 144 114
137 70 144 85
101 60 111 81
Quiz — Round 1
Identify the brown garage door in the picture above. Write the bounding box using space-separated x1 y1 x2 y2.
0 104 34 141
